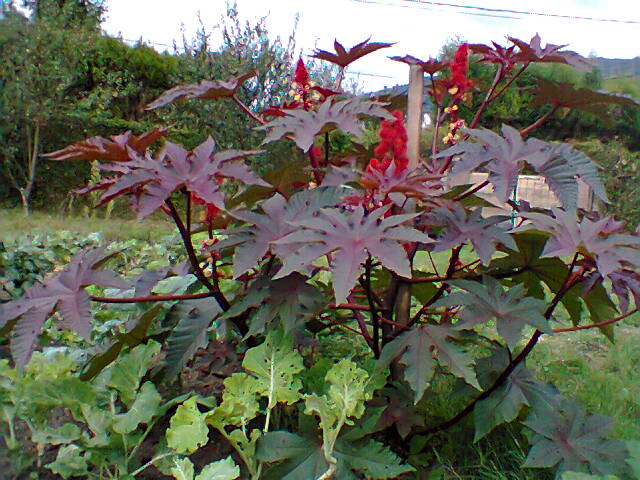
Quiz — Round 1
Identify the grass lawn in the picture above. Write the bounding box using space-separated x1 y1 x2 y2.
0 208 174 243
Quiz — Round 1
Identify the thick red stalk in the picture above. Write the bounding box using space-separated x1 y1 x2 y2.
91 292 215 303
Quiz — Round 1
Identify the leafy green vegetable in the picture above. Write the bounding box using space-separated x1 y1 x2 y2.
167 397 210 455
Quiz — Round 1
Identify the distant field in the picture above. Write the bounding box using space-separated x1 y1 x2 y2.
0 208 174 243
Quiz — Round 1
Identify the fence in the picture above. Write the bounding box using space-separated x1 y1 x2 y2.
452 172 594 214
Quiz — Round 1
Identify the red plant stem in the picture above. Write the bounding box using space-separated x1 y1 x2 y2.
428 73 440 108
553 308 639 333
324 132 330 168
459 259 481 271
452 179 490 202
428 252 441 277
328 319 367 338
334 67 345 91
90 292 215 303
185 189 192 233
437 150 455 175
520 105 560 137
408 246 462 328
232 95 265 125
469 64 504 129
307 149 323 185
417 254 581 438
164 198 231 313
378 315 411 330
487 62 529 103
365 256 381 358
431 107 442 158
329 303 371 311
352 309 375 350
406 265 527 284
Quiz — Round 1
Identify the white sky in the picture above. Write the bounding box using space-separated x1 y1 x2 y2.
101 0 640 91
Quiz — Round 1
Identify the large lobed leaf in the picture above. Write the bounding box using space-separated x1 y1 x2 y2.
532 78 640 115
437 124 607 208
468 41 519 69
214 186 352 278
256 431 414 480
93 137 266 218
146 71 256 110
0 247 129 369
218 273 324 338
472 349 562 442
164 297 223 379
523 401 629 479
379 324 480 403
359 162 445 203
312 38 394 68
436 276 551 349
389 54 448 74
508 34 593 71
273 205 432 305
429 204 516 265
258 97 395 152
521 209 640 277
521 209 640 315
43 128 169 162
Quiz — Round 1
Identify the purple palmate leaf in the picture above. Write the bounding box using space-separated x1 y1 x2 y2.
521 208 640 277
429 205 516 265
312 38 394 68
523 400 628 477
273 205 432 304
81 137 266 218
509 33 593 71
258 97 395 152
436 125 606 209
0 247 130 369
378 323 480 403
435 276 551 349
213 187 352 278
437 125 550 202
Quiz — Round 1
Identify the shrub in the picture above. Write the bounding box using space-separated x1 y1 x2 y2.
2 35 640 479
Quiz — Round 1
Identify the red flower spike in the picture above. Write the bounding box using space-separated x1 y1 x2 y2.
294 58 310 87
448 44 474 97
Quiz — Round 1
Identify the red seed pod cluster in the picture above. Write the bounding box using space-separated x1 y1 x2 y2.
367 110 409 174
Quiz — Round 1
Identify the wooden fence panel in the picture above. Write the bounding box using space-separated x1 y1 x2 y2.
451 173 594 214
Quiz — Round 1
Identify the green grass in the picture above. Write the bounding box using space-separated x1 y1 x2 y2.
415 324 640 479
0 208 174 243
530 325 640 440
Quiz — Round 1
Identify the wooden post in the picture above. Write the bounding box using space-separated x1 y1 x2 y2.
406 64 424 169
391 64 425 339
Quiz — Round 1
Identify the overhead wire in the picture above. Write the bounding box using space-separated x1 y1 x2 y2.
352 0 640 24
352 0 521 19
397 0 640 24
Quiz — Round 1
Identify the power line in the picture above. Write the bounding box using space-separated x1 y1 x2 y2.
346 71 394 78
351 0 521 20
369 0 640 24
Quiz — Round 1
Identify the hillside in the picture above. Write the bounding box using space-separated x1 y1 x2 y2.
593 56 640 78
